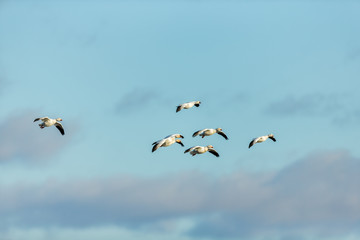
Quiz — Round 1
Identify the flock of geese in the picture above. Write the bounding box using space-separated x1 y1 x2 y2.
152 100 276 157
33 100 276 157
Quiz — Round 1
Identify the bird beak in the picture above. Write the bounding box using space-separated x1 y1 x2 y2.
180 135 184 138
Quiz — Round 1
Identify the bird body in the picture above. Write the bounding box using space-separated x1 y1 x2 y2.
152 134 184 152
184 145 219 157
34 117 65 135
192 128 228 140
249 134 276 148
176 101 201 112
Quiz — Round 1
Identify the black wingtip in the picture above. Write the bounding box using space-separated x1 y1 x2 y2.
218 132 228 140
152 145 157 152
56 125 65 135
192 131 200 138
209 149 220 157
184 148 191 153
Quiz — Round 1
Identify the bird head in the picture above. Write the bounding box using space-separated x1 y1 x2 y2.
56 118 63 121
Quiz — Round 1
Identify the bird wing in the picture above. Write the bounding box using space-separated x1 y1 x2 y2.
192 129 205 137
269 136 276 142
184 146 198 153
152 139 165 152
208 149 220 157
217 131 228 140
176 105 183 112
152 144 160 152
248 138 258 148
176 141 184 147
54 122 65 135
34 117 50 122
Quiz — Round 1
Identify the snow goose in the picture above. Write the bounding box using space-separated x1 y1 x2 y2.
152 134 184 152
34 117 65 135
176 101 201 112
184 145 219 157
192 128 228 140
248 134 276 148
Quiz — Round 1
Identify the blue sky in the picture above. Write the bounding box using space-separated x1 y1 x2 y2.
0 0 359 239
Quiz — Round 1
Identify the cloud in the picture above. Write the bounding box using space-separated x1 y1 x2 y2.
115 88 163 115
190 150 360 239
332 108 360 125
264 93 343 117
0 150 359 239
0 111 71 164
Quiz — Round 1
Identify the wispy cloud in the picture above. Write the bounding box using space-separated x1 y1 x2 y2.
265 93 360 127
264 93 342 117
0 150 359 239
0 111 72 164
115 88 163 115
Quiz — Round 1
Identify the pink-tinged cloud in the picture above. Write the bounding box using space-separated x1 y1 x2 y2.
0 111 71 163
0 150 359 239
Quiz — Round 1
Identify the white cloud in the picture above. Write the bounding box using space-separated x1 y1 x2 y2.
0 150 359 239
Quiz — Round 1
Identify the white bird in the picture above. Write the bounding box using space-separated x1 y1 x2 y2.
248 134 276 148
34 117 65 135
176 101 201 113
184 145 219 157
152 134 184 152
192 128 228 140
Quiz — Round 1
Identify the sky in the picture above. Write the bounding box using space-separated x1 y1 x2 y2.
0 0 359 239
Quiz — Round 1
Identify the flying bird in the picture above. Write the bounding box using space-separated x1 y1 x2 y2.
34 117 65 135
248 134 276 148
192 128 228 140
176 101 201 112
152 134 184 152
184 145 219 157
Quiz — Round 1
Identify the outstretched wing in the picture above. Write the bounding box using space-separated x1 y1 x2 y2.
194 103 200 107
152 139 165 152
269 136 276 142
192 129 204 137
217 131 228 140
34 117 50 122
176 105 183 112
208 149 219 157
184 147 192 153
54 122 65 135
248 138 257 148
152 144 160 152
184 146 198 153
